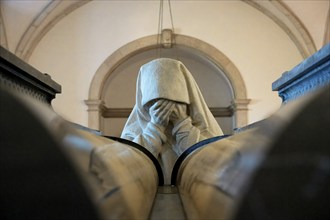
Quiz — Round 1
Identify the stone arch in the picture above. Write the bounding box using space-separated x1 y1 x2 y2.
15 1 89 61
86 34 250 130
15 1 316 61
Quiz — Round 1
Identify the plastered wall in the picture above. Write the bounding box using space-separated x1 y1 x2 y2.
24 1 304 129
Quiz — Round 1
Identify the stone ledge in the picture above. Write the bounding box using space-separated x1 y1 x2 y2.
0 46 61 103
272 43 330 103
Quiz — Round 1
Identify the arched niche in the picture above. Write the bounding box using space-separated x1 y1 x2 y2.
86 34 250 135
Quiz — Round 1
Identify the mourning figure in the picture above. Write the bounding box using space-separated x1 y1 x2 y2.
121 58 223 183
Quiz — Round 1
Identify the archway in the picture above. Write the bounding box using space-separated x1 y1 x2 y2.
86 34 250 134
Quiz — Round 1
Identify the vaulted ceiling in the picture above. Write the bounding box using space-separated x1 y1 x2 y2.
1 0 329 61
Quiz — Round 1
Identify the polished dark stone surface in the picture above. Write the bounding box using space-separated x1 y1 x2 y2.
234 86 330 220
0 88 100 220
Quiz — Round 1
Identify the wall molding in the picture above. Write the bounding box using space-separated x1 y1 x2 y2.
13 0 316 61
15 1 90 61
245 0 316 58
0 9 8 49
102 107 234 118
86 34 250 130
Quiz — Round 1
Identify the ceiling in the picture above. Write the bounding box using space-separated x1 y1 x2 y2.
1 0 329 61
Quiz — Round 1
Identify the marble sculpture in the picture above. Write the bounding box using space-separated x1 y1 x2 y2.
121 58 223 183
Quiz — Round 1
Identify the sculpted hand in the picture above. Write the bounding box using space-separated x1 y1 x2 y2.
149 99 175 128
170 103 188 126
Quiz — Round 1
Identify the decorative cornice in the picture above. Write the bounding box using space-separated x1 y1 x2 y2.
0 46 61 104
84 99 105 112
272 43 330 103
102 107 234 118
231 99 251 111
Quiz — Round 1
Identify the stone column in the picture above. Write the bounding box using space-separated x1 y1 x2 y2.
231 98 250 129
84 99 105 131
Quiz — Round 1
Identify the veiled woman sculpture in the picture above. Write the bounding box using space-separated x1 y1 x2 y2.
121 58 223 184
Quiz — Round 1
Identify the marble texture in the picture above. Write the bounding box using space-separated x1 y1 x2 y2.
175 85 330 220
121 58 223 184
1 89 159 220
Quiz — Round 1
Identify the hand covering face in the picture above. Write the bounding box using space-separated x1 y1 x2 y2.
121 58 223 184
